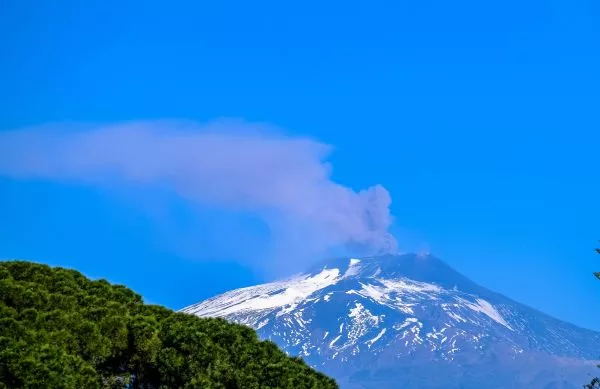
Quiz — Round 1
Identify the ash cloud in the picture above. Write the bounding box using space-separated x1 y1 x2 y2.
0 120 398 260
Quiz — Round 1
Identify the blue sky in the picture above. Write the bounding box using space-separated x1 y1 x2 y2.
1 0 599 330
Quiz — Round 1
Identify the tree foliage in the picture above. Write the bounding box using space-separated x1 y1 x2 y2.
595 246 600 281
0 261 338 389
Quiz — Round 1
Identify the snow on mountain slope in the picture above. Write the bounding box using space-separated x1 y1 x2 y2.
187 267 340 319
181 254 600 389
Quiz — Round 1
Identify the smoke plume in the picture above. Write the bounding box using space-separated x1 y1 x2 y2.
0 120 397 262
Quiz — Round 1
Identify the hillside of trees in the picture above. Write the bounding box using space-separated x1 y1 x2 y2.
0 260 338 389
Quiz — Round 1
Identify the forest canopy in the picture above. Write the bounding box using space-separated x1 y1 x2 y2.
0 260 338 389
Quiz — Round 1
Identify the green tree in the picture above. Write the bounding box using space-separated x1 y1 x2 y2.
595 245 600 281
0 260 338 389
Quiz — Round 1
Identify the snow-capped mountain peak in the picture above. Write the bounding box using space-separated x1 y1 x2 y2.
181 254 600 389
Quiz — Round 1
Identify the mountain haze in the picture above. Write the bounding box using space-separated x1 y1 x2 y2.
182 254 599 389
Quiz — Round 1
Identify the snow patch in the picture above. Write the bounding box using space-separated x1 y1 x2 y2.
257 319 270 329
366 328 387 348
344 302 383 349
343 258 362 278
458 298 513 330
330 334 342 347
378 278 442 294
394 318 420 330
181 268 340 318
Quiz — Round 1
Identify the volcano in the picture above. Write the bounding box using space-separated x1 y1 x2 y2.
181 254 599 388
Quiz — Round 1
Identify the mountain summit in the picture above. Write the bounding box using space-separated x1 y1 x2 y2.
181 254 600 389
